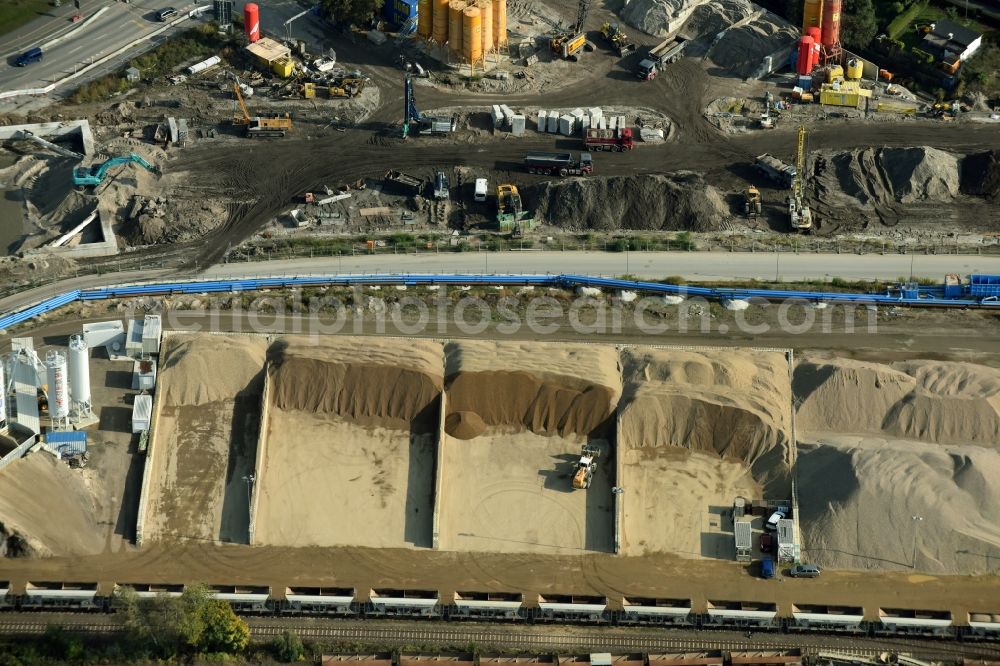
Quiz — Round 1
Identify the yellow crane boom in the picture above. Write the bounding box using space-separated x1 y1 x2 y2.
233 83 251 125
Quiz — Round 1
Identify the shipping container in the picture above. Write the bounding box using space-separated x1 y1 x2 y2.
819 90 860 107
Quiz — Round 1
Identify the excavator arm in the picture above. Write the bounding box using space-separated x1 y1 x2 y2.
72 153 160 187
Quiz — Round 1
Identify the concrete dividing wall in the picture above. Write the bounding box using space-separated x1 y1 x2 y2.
248 368 272 545
0 120 94 155
431 388 448 550
134 334 170 546
613 410 623 554
0 429 39 474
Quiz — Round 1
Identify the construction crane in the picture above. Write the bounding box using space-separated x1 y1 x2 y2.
550 0 592 60
72 153 160 188
571 444 601 490
788 125 812 232
403 76 455 138
233 82 292 138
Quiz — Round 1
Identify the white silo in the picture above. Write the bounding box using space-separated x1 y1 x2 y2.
46 350 70 427
68 335 92 413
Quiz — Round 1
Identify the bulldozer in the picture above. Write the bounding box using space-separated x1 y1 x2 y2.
600 22 635 57
571 444 601 490
743 186 762 219
328 77 367 98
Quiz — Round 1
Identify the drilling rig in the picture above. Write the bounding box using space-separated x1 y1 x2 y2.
550 0 593 61
787 125 812 232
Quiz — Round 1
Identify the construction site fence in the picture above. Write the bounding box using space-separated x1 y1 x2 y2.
4 272 1000 333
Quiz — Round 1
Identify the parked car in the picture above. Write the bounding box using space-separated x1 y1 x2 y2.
765 507 788 531
789 563 822 578
157 7 178 21
759 532 774 553
15 47 43 67
760 558 775 579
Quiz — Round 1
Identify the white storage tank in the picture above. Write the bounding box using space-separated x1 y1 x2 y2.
68 335 91 408
46 350 70 421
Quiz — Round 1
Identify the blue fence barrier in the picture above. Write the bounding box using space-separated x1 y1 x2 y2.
2 273 999 332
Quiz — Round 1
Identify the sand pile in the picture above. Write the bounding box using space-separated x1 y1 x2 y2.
814 147 961 208
961 150 1000 202
268 337 443 430
444 341 621 437
0 453 105 557
795 357 1000 446
522 174 729 232
160 335 268 406
445 411 486 439
797 434 1000 574
618 349 792 490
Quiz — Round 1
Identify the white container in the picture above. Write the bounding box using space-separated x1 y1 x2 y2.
608 116 617 131
587 106 602 121
559 114 574 135
570 107 584 121
500 104 515 127
511 114 526 135
492 105 505 129
547 112 560 133
537 110 547 132
581 115 591 132
68 335 91 406
598 116 607 130
187 55 221 75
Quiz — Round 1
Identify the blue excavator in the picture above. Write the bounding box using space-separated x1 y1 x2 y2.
72 153 160 188
402 76 455 138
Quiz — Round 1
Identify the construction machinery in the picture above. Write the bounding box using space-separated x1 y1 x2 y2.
72 154 160 188
550 0 592 61
233 82 292 138
754 153 796 188
571 444 600 490
636 59 657 81
403 76 456 138
647 36 687 67
525 152 593 176
496 183 533 233
788 125 812 232
759 91 775 128
744 186 762 219
600 22 635 57
584 127 634 151
328 77 366 98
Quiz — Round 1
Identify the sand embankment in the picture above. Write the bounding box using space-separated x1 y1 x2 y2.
160 334 267 407
443 341 622 437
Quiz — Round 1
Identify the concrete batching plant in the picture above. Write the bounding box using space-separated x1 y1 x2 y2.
46 350 70 431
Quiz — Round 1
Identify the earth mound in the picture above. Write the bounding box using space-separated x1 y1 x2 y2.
814 146 961 208
445 411 487 439
160 334 268 406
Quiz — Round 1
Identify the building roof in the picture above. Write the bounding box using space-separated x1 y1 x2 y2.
929 19 981 48
245 37 291 63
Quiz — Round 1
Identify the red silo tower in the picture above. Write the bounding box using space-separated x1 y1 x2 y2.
820 0 842 63
797 35 815 75
244 2 260 43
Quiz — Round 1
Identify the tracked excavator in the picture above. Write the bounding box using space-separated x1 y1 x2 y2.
787 125 812 232
233 81 292 138
72 153 160 187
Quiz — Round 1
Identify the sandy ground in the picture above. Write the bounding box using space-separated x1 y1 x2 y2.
253 409 435 548
437 427 614 554
620 448 759 558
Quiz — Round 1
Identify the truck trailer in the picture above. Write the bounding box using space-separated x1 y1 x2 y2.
384 170 424 196
524 152 594 176
648 36 687 67
754 153 796 189
584 127 634 151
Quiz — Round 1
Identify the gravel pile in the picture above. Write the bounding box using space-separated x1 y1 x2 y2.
523 172 729 231
814 146 961 207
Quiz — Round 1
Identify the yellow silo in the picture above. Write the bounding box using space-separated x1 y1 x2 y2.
432 0 449 43
463 5 483 65
846 58 863 79
802 0 823 34
478 0 493 54
448 0 466 55
493 0 507 48
827 64 844 83
418 0 433 38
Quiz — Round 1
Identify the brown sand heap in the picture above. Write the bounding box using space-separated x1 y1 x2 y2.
814 147 961 208
522 174 729 232
797 434 1000 574
618 348 792 489
445 411 486 439
160 334 268 406
0 453 105 557
268 336 443 430
444 340 622 437
795 357 1000 446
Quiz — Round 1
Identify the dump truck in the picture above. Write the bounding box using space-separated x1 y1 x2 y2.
571 444 601 490
647 36 687 67
383 169 424 196
524 152 593 176
600 22 635 57
584 127 634 151
754 153 796 189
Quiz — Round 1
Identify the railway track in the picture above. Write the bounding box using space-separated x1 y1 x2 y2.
0 615 996 660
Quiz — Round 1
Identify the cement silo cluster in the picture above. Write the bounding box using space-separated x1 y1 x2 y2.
796 0 841 75
418 0 508 67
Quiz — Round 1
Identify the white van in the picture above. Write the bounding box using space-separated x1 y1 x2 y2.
474 178 488 202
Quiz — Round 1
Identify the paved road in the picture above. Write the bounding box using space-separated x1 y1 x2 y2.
3 251 999 317
0 1 198 106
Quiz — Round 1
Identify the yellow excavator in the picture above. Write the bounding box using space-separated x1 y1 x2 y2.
550 0 593 61
233 82 292 138
788 125 812 232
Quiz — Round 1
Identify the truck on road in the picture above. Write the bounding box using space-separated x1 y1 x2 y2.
15 47 43 67
584 127 634 151
755 153 796 189
524 152 593 176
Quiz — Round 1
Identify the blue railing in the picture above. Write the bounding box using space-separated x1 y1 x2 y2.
2 273 998 332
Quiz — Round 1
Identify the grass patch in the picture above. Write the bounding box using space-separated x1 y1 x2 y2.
0 0 53 40
887 0 931 40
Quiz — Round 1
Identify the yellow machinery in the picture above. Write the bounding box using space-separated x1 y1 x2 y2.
550 0 591 60
571 444 600 490
744 185 762 219
329 77 366 98
788 125 812 232
496 183 532 233
599 21 634 56
233 83 292 138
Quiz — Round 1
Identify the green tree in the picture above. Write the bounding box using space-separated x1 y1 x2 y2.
273 629 306 662
320 0 385 26
841 0 878 50
197 600 250 653
41 625 85 662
